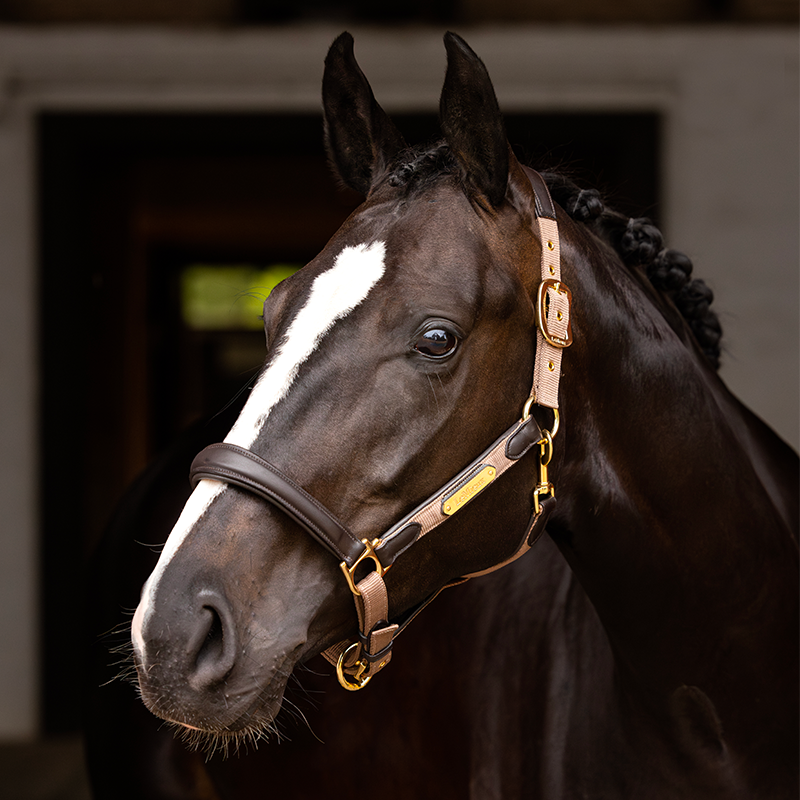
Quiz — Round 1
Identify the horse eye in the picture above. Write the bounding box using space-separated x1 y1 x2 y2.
414 328 459 358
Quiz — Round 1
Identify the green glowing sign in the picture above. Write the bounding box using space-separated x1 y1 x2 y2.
181 263 300 330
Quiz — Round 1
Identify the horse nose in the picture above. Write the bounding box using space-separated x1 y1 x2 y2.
135 584 239 696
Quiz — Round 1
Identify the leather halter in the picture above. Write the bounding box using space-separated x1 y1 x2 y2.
189 169 572 690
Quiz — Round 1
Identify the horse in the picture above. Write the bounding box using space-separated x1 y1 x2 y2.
84 31 798 799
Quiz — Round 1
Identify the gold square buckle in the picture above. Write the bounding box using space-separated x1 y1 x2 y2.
536 279 573 348
340 538 387 596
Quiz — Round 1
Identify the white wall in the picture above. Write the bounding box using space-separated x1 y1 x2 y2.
0 25 796 739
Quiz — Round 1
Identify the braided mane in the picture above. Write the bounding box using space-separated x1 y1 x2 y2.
387 143 722 370
541 172 722 369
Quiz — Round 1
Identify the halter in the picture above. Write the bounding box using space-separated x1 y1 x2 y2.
189 169 572 690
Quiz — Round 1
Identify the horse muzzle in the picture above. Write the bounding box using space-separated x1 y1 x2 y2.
131 547 309 733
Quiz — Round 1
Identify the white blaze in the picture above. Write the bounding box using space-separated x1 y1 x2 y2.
225 241 386 446
132 241 387 655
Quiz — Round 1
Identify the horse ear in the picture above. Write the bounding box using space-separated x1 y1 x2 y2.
322 32 407 196
440 32 509 208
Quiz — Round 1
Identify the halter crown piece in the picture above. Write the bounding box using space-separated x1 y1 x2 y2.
189 170 572 690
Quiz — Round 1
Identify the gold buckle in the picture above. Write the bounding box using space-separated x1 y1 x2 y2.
336 642 372 691
536 279 573 348
339 538 387 596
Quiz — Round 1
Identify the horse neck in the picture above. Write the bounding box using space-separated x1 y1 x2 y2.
548 230 798 722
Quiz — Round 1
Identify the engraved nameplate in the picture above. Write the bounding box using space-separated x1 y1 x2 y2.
442 465 497 516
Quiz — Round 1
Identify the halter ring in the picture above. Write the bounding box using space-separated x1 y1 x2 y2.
522 393 537 420
336 642 372 691
522 397 560 443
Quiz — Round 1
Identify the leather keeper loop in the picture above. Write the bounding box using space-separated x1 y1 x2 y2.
357 635 395 665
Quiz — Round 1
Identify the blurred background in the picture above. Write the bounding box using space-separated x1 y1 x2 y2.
0 0 796 797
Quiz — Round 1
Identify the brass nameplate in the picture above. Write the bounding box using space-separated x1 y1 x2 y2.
442 465 497 516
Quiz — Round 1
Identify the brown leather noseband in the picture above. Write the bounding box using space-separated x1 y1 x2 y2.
188 169 571 690
190 442 365 566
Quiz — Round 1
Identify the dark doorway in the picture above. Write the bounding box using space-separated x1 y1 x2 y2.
39 109 659 732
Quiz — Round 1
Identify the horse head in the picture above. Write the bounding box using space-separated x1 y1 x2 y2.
131 32 555 743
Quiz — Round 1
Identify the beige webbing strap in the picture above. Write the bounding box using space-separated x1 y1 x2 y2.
532 216 570 409
321 571 397 683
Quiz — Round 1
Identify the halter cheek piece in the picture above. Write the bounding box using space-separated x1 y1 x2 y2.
189 170 572 691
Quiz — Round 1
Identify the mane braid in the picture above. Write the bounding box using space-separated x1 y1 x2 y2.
542 172 723 370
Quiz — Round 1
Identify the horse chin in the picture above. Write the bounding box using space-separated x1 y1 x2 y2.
132 645 298 752
138 682 288 757
167 713 282 758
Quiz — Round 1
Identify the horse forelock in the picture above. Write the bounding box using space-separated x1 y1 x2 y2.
357 134 722 371
385 144 724 370
387 141 458 195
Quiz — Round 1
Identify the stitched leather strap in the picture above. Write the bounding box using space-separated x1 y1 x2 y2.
526 168 557 220
460 494 555 579
190 442 365 566
322 495 554 679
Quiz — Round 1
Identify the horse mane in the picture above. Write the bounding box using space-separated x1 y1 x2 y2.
387 142 723 371
541 171 723 370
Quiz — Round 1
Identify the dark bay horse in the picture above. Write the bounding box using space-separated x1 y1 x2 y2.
86 32 798 799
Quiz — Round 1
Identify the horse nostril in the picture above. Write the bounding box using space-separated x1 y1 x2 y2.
188 594 238 691
196 606 224 668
